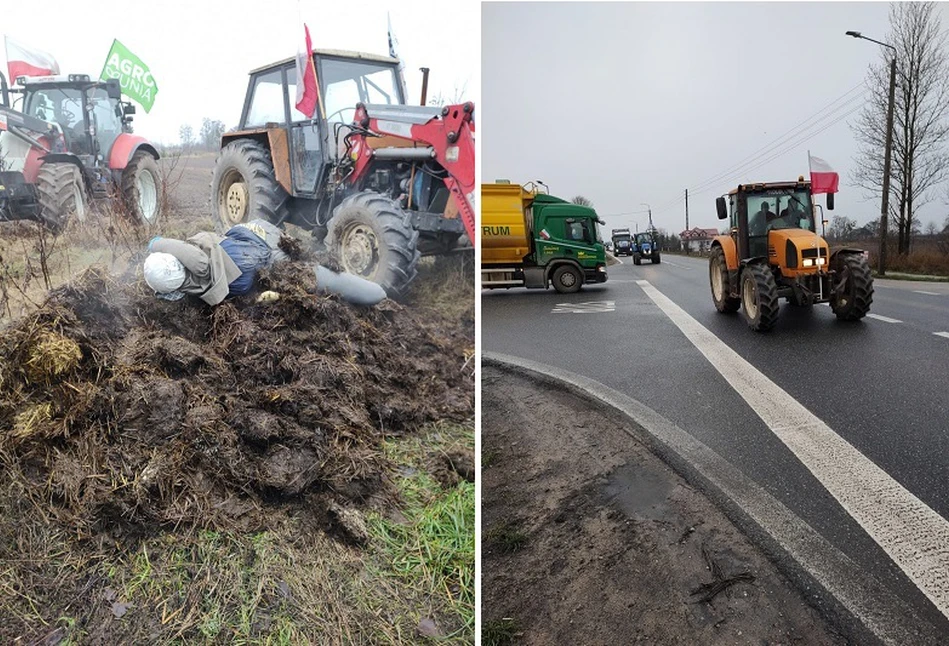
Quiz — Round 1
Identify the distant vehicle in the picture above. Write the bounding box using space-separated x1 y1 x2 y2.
709 178 872 332
611 228 633 256
632 231 660 265
482 181 607 293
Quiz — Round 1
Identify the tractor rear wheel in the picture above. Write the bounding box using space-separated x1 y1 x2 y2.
740 263 780 331
325 191 420 297
210 140 289 233
35 163 87 233
121 152 163 227
710 246 740 313
551 264 582 293
831 253 874 321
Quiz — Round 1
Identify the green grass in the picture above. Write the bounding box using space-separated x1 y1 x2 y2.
482 617 520 645
485 521 528 553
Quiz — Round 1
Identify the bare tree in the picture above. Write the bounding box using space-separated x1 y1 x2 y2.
850 2 949 255
428 81 470 107
199 118 226 151
179 123 194 150
571 195 593 207
829 215 857 241
925 220 938 236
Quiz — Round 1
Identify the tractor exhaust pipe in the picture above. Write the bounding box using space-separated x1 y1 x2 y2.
419 67 430 106
0 72 8 107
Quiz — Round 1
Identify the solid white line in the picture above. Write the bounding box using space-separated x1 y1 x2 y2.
866 313 903 324
660 260 693 270
934 332 949 339
636 279 949 620
913 290 941 296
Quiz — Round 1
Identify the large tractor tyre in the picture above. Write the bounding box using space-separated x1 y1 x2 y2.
652 254 661 264
551 264 582 294
325 191 420 298
740 263 780 332
633 254 642 266
35 163 87 233
121 152 163 227
831 253 874 321
210 139 289 233
709 246 740 313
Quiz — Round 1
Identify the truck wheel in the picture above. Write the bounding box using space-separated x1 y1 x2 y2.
551 265 582 293
210 139 289 233
740 263 780 332
35 163 87 233
325 191 420 297
710 246 740 313
831 253 874 321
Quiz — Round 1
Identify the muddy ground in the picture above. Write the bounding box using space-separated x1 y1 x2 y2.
0 154 476 643
481 364 848 645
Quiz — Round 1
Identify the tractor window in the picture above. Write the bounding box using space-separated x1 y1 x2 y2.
245 69 287 127
285 66 312 123
323 78 360 127
320 57 402 127
87 87 122 157
25 87 84 149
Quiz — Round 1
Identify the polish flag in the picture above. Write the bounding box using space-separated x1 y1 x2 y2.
294 24 319 118
4 36 60 81
809 153 839 195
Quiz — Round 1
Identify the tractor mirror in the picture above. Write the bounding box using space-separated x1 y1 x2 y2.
105 78 122 100
827 193 835 210
716 197 727 220
124 104 136 115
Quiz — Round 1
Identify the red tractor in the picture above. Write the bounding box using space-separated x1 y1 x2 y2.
0 72 162 231
211 49 475 296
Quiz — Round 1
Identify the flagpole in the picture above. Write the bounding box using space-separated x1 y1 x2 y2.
295 0 324 120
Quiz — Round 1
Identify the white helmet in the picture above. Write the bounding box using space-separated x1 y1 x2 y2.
143 252 186 294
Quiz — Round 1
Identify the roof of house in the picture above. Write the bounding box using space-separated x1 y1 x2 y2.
679 227 719 239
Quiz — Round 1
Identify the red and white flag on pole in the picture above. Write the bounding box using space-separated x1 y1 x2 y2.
808 153 839 195
4 36 60 81
294 24 320 119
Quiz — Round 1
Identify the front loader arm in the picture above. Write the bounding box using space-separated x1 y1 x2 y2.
350 102 476 247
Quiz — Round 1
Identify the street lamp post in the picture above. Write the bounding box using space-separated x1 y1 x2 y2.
640 203 653 231
846 30 896 276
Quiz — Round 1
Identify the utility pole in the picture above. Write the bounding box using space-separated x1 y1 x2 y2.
846 30 896 276
685 189 689 231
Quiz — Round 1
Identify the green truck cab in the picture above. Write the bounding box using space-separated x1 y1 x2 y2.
481 182 608 293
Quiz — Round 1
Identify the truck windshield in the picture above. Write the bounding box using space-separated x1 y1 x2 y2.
747 189 815 234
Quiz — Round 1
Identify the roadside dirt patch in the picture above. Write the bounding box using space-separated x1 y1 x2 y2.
481 365 847 645
0 263 473 541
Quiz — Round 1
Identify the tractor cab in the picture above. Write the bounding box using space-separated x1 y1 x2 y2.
19 75 135 166
234 50 413 199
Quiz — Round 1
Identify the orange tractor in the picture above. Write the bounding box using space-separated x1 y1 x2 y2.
709 179 873 332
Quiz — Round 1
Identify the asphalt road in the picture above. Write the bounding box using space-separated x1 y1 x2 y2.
482 252 949 635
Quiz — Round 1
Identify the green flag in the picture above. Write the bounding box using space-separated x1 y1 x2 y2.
99 39 158 113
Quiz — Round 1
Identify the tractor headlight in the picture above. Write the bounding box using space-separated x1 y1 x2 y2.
816 257 826 266
802 258 814 267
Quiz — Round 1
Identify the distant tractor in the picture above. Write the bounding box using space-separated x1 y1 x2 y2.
211 49 475 296
632 231 660 265
0 72 162 231
709 179 873 332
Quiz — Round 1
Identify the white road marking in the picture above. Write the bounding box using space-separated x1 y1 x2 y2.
934 332 949 339
866 313 903 323
660 259 694 270
913 290 941 296
551 300 615 314
635 278 949 619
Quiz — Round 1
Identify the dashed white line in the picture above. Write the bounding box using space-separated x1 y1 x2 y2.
551 300 616 314
660 259 693 270
866 313 903 323
635 278 949 620
934 332 949 339
913 290 941 296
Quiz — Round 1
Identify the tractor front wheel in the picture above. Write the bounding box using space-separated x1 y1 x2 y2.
740 263 780 332
710 246 740 313
551 264 582 294
653 253 661 264
210 140 289 233
633 253 642 265
121 152 163 227
831 253 874 321
325 192 420 297
35 163 87 233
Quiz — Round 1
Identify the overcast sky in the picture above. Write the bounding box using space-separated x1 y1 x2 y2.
482 1 949 233
3 0 478 145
